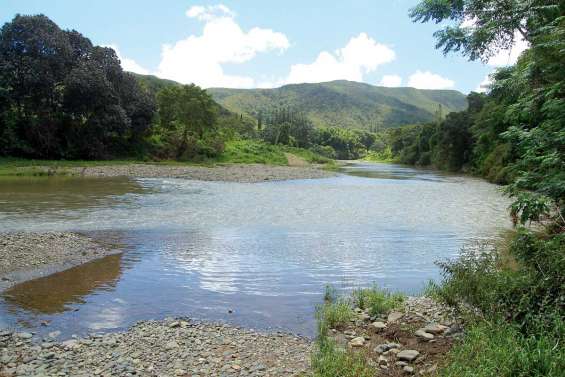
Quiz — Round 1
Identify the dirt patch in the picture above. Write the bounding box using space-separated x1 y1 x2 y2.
284 153 309 167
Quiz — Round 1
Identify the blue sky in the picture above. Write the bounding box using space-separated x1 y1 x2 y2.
2 0 523 93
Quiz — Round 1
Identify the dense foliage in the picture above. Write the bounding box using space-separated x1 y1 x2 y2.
208 81 468 131
258 107 381 159
410 1 564 376
0 15 155 159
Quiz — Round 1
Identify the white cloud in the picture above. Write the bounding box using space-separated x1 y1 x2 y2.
104 44 149 75
475 74 493 93
285 33 395 84
407 70 454 89
186 4 235 21
487 32 529 66
379 74 402 87
156 4 289 88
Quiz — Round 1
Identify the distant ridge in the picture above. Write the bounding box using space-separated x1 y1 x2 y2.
208 80 468 130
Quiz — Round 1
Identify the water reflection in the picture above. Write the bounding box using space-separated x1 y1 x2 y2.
339 162 449 182
0 176 144 216
3 254 123 314
0 162 512 337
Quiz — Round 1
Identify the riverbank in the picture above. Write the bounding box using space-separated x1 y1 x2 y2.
0 232 121 291
60 163 335 182
0 319 312 377
1 159 336 183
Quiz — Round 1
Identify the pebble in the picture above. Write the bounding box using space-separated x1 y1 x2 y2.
349 337 365 347
397 350 420 362
415 329 434 340
0 319 311 376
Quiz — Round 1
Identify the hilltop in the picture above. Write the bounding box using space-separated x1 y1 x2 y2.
207 80 468 130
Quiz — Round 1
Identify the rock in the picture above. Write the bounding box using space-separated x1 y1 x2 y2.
387 311 403 322
423 323 448 335
359 312 371 321
397 350 420 362
17 332 33 339
415 329 434 340
48 331 61 339
371 321 387 331
374 343 401 354
395 361 408 367
168 321 181 328
403 365 415 374
165 341 179 350
378 355 388 366
349 337 365 347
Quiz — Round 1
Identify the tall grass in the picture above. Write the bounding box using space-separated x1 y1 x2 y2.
352 285 405 316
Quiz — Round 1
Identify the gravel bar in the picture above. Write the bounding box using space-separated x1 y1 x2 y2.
52 163 335 182
0 319 311 377
0 232 120 291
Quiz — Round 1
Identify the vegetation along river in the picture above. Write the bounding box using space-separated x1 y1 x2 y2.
0 162 511 337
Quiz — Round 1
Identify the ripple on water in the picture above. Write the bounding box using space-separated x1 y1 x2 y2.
0 162 512 337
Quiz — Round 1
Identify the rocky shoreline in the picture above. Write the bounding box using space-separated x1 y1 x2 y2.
0 319 312 377
0 232 120 292
330 296 463 376
30 163 336 183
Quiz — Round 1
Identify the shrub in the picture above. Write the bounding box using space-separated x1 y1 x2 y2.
352 285 405 316
441 319 565 377
317 300 355 332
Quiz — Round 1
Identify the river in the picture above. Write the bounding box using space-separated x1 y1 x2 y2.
0 162 511 337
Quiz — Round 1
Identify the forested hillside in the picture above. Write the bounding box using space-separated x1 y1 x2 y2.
208 81 468 130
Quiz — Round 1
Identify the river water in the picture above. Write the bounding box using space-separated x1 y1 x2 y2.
0 162 511 337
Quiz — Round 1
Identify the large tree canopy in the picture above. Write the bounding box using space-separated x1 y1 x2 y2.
410 0 562 61
0 14 155 158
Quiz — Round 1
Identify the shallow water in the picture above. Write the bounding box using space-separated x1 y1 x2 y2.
0 162 511 337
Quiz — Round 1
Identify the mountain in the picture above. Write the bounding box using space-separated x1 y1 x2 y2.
208 80 468 130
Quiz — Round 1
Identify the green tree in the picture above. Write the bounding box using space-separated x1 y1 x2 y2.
156 84 218 158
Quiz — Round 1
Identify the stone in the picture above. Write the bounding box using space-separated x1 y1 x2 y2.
17 332 33 339
397 350 420 362
165 341 180 350
403 365 415 374
423 323 448 335
378 355 388 366
415 329 434 340
169 321 181 328
48 331 61 339
387 311 403 322
349 337 365 347
371 321 387 331
374 343 401 354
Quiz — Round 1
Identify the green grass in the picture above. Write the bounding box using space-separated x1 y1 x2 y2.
317 300 355 330
352 285 405 316
214 139 289 165
311 337 376 377
441 319 565 377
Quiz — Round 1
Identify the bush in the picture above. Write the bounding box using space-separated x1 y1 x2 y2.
317 300 355 331
441 319 565 377
352 285 405 316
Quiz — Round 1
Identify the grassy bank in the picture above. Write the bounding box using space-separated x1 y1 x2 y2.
0 140 336 177
311 286 406 377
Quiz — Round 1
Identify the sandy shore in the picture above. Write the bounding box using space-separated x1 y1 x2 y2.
0 319 311 377
0 232 121 291
32 163 336 183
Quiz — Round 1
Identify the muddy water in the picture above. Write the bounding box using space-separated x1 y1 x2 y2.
0 163 512 337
